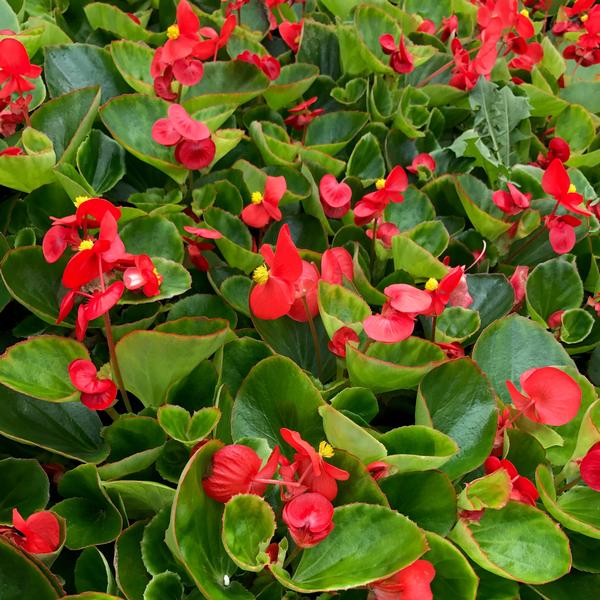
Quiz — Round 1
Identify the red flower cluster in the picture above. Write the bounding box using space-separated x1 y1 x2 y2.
364 267 471 343
0 509 60 554
284 96 324 131
562 4 600 66
203 428 349 548
42 197 162 340
484 456 539 506
236 50 281 80
354 166 408 225
68 359 117 411
379 34 414 74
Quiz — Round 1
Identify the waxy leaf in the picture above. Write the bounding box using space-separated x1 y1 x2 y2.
115 521 150 600
318 280 371 338
110 41 154 95
157 405 220 445
263 64 319 110
0 458 49 524
76 129 126 194
143 572 183 600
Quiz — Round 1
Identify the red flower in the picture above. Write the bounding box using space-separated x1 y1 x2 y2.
123 254 163 297
236 51 281 80
0 39 42 99
441 15 459 42
508 41 543 71
321 247 353 285
542 159 591 216
161 0 201 64
1 509 60 554
328 326 360 358
379 34 414 74
68 358 117 410
280 428 349 501
366 220 400 249
354 166 408 225
423 266 468 316
509 265 528 309
241 175 286 229
492 182 531 215
282 492 334 548
505 366 581 426
406 153 436 176
368 560 436 600
287 260 320 322
366 461 390 481
0 145 21 156
284 96 324 131
72 282 124 341
580 442 600 491
319 174 351 219
280 20 303 53
193 15 237 61
435 341 465 359
249 224 303 320
545 214 582 254
417 19 436 35
484 457 539 506
202 444 280 503
183 226 222 271
535 137 570 169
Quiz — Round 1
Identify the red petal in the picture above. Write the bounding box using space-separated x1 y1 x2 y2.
12 509 60 554
321 247 353 285
250 276 295 320
241 203 269 228
263 175 287 204
152 117 180 146
183 226 222 239
80 382 117 411
0 38 32 73
177 0 200 36
548 221 576 254
62 249 98 289
270 224 302 282
581 443 600 491
172 57 204 86
385 284 432 314
363 311 415 342
84 281 124 321
168 103 210 141
542 158 570 199
174 138 216 169
42 225 70 263
68 359 101 393
379 34 397 54
319 174 352 208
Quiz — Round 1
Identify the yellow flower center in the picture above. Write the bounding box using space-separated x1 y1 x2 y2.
167 24 180 40
581 13 589 22
318 441 334 458
153 268 163 286
251 191 264 205
568 183 577 194
74 195 90 208
425 278 439 292
520 8 529 17
375 178 386 190
78 239 94 251
252 264 269 285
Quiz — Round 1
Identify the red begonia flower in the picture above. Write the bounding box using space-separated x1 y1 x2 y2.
379 34 414 74
280 20 303 53
580 442 600 491
250 224 303 320
424 266 467 316
287 260 320 322
202 444 280 503
366 220 400 249
441 15 459 41
328 326 359 358
505 366 581 426
366 461 390 481
319 174 351 219
354 166 408 224
152 103 210 146
282 492 334 548
73 281 124 341
321 247 353 285
542 159 591 216
492 182 531 215
236 51 281 80
509 265 528 309
6 509 60 554
436 341 465 359
193 15 236 60
417 19 436 35
545 214 582 254
407 153 436 176
280 428 349 501
175 138 216 169
509 41 543 70
0 146 21 156
284 96 324 130
484 456 539 506
368 560 436 600
0 39 42 99
69 358 118 410
123 254 163 297
241 175 286 229
161 0 200 64
548 310 564 329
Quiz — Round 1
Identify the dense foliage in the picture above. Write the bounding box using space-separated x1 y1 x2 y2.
0 0 599 598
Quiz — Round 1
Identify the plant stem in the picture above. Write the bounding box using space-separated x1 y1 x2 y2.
557 476 581 494
105 406 120 422
283 546 301 569
303 296 323 381
430 316 437 342
369 219 378 273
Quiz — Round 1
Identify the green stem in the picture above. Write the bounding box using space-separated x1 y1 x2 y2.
557 476 582 495
283 545 302 568
303 296 323 381
369 219 378 274
105 406 120 422
430 316 437 342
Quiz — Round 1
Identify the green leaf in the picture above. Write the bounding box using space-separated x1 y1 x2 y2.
84 3 158 43
380 426 459 474
103 481 174 519
450 501 571 584
555 104 595 153
0 384 109 463
385 186 436 232
0 0 18 31
231 355 325 448
436 307 481 343
143 572 183 600
331 387 378 423
263 63 319 110
110 41 154 95
346 132 385 183
416 358 497 480
561 308 595 344
222 494 276 572
392 234 449 279
0 458 49 524
346 338 445 394
115 521 150 600
270 503 427 592
157 405 220 445
317 280 371 338
74 547 116 595
30 87 101 164
304 111 368 155
297 19 341 80
44 44 130 103
116 318 234 408
0 336 88 402
472 314 575 405
120 215 184 262
168 440 253 599
319 404 387 464
76 129 125 194
465 273 514 338
457 469 512 511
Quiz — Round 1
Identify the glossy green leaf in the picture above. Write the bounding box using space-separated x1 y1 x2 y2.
84 3 157 43
392 234 449 279
263 63 319 110
157 405 220 445
76 129 125 194
457 469 511 511
115 521 150 600
0 458 49 523
561 308 595 344
346 132 385 183
304 111 368 155
436 307 481 343
318 280 371 338
103 480 174 519
143 572 183 600
110 41 154 95
120 215 184 262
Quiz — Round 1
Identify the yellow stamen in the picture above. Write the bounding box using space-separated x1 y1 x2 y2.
520 8 529 17
252 264 269 285
251 191 264 205
74 195 90 208
425 278 439 292
375 178 386 190
78 239 94 251
568 183 577 194
167 24 180 40
581 13 589 22
318 441 334 458
153 267 163 286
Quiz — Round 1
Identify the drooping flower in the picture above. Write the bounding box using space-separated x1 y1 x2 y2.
280 428 349 501
368 560 436 600
492 182 531 215
417 19 436 35
282 492 334 548
545 214 582 255
280 20 303 53
505 366 581 426
484 456 539 506
203 444 280 503
193 14 237 61
534 137 570 169
284 96 324 131
241 175 286 229
379 34 414 74
236 51 281 80
68 358 118 410
74 282 125 341
183 225 222 271
0 509 60 554
321 247 354 285
287 260 320 322
580 442 600 492
249 224 303 320
366 461 390 481
366 220 400 249
328 326 360 358
319 174 352 219
542 159 592 216
354 166 408 225
406 153 436 177
123 254 163 297
440 15 459 41
509 265 528 309
0 39 42 99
